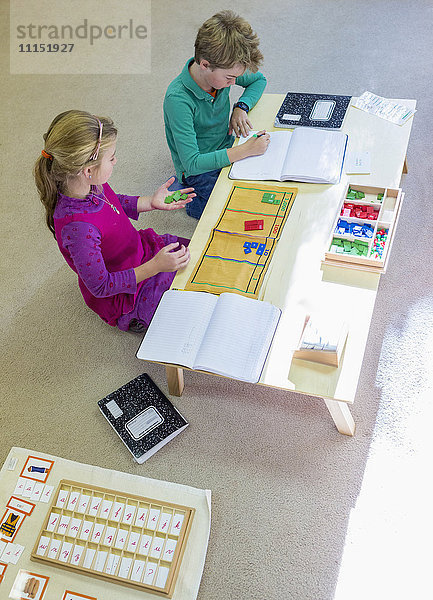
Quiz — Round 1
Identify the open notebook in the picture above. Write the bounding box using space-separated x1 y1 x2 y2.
229 128 348 184
136 290 281 384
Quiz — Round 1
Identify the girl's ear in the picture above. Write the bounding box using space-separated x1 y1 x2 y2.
82 166 93 180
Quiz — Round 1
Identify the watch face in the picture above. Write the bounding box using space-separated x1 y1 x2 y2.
236 102 249 112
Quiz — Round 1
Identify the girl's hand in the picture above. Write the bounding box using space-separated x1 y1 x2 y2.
152 242 191 272
242 130 270 156
150 177 195 210
229 107 253 137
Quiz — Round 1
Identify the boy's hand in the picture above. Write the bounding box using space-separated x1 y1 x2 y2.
152 242 191 272
229 107 253 137
150 177 195 210
242 130 270 156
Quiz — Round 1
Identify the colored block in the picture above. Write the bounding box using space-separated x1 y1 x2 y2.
244 219 264 231
261 192 276 204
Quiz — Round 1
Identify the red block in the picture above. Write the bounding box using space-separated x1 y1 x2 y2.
244 219 264 231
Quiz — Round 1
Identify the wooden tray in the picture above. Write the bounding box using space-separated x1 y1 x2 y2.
30 480 195 597
323 184 403 273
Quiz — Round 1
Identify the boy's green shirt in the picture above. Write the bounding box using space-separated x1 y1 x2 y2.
164 58 267 180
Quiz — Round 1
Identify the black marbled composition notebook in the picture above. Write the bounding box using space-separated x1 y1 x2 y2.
98 373 188 463
275 92 352 129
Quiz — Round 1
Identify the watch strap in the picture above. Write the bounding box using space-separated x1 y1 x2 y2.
234 101 250 113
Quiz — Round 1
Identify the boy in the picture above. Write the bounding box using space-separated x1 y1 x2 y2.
163 10 270 219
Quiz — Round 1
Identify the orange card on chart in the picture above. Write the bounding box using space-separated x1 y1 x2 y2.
20 456 54 484
9 570 49 600
62 592 97 600
7 496 36 516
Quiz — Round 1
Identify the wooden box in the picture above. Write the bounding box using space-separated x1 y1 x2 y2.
323 184 403 273
293 316 348 367
31 480 195 597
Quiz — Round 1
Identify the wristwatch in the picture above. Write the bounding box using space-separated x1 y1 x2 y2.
234 101 250 113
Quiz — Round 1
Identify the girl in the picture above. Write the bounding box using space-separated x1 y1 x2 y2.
34 110 194 333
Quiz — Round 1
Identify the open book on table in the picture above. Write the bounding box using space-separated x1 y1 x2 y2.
136 290 281 384
229 128 348 184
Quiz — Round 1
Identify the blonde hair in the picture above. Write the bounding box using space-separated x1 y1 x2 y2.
194 10 263 72
34 110 117 237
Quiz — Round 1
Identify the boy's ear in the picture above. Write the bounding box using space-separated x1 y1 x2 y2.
199 59 210 71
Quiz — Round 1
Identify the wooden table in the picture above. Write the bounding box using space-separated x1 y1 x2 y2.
163 94 416 436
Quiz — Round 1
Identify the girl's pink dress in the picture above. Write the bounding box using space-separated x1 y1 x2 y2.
53 183 188 330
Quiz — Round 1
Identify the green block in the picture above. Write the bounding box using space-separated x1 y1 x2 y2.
172 191 182 201
355 191 365 199
164 195 174 204
180 193 188 200
261 192 277 204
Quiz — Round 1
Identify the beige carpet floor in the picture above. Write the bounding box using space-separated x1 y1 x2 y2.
1 1 432 599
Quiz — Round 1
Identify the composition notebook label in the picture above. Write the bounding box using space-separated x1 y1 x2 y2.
126 407 164 440
106 400 123 419
310 100 335 120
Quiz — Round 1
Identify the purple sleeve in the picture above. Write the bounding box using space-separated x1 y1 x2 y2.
117 194 139 220
61 221 137 297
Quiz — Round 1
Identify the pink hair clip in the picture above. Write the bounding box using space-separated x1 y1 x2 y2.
89 118 103 161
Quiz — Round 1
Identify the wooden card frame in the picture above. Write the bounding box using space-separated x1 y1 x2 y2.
31 480 195 598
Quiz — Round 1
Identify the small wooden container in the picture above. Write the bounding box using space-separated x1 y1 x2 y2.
323 184 403 273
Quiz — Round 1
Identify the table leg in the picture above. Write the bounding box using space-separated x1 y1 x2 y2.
323 398 355 436
166 366 184 396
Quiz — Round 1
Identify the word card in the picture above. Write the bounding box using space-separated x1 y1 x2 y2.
7 496 36 516
13 477 54 504
31 480 195 598
185 182 297 298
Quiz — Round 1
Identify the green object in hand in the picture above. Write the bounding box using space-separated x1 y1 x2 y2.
165 190 188 204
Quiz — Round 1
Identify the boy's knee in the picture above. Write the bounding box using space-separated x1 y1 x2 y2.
185 196 207 219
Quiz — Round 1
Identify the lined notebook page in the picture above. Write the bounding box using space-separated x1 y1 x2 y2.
195 293 281 383
282 127 347 183
229 131 290 181
136 290 217 367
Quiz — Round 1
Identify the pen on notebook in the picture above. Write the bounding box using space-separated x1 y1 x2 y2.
253 132 266 138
